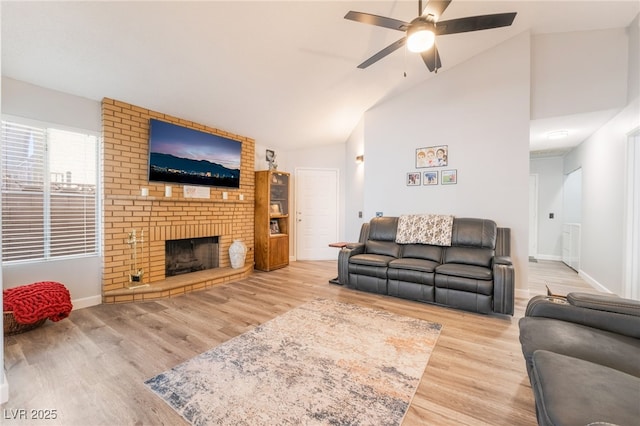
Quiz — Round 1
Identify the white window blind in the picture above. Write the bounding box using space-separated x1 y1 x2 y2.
1 120 99 262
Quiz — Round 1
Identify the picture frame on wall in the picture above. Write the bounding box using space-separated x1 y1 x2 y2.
416 145 448 168
441 169 457 185
407 172 421 186
423 171 438 185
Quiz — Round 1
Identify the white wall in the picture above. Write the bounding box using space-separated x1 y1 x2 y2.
530 156 564 259
563 167 582 224
344 118 365 242
2 77 101 131
627 15 640 103
531 28 628 119
526 17 637 294
563 98 639 294
1 77 102 308
360 32 531 290
558 14 639 294
2 258 102 307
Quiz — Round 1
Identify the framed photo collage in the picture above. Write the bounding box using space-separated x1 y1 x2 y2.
407 145 457 186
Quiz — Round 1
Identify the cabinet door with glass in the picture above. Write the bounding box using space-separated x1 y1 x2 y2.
255 171 289 271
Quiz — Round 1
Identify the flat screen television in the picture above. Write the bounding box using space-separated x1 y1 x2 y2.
148 118 241 188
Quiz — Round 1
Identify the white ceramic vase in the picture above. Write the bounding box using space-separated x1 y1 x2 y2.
229 239 247 269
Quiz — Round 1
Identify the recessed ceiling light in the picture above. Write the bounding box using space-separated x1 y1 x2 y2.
548 130 569 140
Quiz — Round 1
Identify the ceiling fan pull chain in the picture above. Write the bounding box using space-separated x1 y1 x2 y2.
403 45 407 77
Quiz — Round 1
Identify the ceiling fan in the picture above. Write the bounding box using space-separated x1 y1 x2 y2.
344 0 516 73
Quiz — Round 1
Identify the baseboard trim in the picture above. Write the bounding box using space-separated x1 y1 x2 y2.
578 270 613 293
515 288 531 300
72 295 102 310
534 254 562 261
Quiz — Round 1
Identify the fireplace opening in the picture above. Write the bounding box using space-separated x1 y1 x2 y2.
165 236 219 277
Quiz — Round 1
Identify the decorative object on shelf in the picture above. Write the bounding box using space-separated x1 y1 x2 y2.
270 219 280 234
126 228 145 284
270 202 283 215
266 149 278 170
229 239 247 269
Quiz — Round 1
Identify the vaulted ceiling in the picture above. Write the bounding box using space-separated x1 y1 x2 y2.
2 1 638 152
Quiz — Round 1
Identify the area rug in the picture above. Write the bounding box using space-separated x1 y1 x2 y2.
145 298 442 425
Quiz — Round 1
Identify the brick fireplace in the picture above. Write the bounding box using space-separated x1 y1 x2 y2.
101 98 255 303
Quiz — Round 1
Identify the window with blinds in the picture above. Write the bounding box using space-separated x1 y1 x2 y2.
1 120 99 262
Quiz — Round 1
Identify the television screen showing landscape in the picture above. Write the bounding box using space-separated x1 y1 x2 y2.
148 119 241 188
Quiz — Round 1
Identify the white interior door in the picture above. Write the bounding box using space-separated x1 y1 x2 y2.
295 168 339 260
529 174 538 258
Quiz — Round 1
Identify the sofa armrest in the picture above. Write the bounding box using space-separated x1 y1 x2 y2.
525 293 640 339
496 227 511 257
337 243 365 287
342 243 365 254
567 292 640 316
492 258 514 316
493 255 512 265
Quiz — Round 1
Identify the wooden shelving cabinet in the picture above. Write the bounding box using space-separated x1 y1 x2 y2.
255 170 290 271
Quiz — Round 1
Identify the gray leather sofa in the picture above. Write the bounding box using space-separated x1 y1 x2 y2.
519 293 640 426
337 216 514 315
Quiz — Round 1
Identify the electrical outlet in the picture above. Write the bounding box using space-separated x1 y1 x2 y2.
549 213 554 219
358 211 362 218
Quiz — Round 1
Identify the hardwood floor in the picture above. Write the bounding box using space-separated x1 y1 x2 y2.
2 260 593 425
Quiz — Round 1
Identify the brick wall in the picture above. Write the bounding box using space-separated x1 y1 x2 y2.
101 98 255 295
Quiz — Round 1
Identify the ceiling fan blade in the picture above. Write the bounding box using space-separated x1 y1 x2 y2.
435 12 517 35
344 11 409 32
357 37 407 69
421 0 452 20
421 43 442 73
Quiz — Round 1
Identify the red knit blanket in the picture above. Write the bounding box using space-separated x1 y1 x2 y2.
3 281 73 324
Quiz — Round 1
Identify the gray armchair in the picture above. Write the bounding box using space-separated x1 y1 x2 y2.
519 292 640 426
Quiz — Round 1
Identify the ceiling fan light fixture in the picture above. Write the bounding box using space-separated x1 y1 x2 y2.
407 26 435 53
344 1 517 71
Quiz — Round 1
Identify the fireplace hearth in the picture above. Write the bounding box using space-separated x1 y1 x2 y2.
165 237 219 277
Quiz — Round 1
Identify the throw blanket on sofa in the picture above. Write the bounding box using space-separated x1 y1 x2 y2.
3 281 73 324
395 214 454 246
